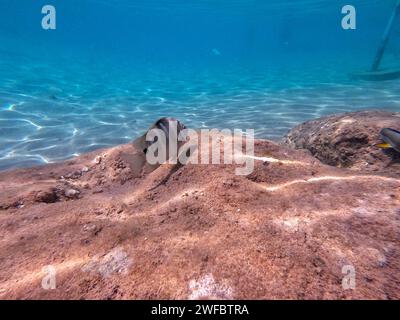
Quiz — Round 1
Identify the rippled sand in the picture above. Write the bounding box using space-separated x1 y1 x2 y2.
1 54 400 170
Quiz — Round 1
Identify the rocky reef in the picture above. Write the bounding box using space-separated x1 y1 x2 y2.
0 111 399 299
283 110 400 177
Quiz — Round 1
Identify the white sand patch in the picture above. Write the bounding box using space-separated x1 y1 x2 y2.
351 206 377 216
82 247 132 278
274 217 300 232
340 118 355 124
363 247 387 267
188 274 233 300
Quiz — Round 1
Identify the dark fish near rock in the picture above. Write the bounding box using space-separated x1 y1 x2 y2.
140 117 187 155
120 118 187 177
377 128 400 152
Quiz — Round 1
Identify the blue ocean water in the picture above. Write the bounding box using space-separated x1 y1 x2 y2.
1 0 400 170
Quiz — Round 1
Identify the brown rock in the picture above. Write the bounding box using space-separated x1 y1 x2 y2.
282 111 400 176
34 188 59 204
0 120 399 300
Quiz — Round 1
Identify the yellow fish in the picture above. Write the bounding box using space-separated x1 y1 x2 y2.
377 128 400 152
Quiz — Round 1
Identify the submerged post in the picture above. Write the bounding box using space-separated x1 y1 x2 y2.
371 0 400 71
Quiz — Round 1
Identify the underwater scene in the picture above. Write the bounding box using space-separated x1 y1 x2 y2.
1 0 400 170
2 0 400 303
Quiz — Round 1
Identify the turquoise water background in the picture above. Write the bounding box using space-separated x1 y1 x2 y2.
1 0 400 170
